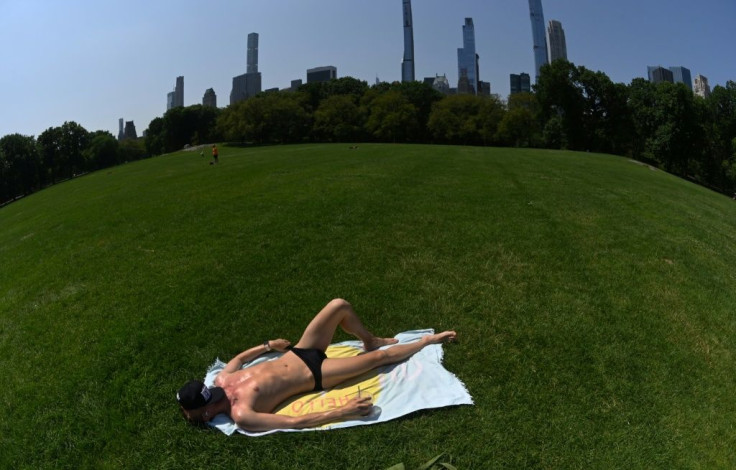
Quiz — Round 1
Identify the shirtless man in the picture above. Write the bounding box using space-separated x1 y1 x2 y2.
177 298 456 432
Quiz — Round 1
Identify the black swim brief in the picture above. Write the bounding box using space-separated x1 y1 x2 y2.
287 346 327 391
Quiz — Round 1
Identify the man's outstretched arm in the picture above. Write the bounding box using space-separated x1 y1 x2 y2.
221 339 291 374
232 396 373 432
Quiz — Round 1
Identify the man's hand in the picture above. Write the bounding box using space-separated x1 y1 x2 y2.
268 338 291 352
340 396 373 419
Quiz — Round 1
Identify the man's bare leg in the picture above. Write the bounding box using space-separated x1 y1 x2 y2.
294 298 398 351
320 330 456 389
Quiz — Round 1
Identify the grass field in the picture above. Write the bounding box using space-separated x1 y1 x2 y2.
1 143 736 469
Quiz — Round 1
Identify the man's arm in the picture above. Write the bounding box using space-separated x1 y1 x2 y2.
232 397 373 432
221 339 291 374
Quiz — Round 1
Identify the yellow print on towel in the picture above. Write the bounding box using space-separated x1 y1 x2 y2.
273 345 382 426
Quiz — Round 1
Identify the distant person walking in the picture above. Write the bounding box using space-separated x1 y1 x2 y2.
211 144 219 165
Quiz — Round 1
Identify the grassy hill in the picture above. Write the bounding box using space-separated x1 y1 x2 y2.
1 143 735 469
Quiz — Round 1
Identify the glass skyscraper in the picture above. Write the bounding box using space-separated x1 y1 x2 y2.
402 0 415 82
669 66 692 91
510 73 531 95
648 66 674 84
457 18 478 94
528 0 548 83
546 20 567 63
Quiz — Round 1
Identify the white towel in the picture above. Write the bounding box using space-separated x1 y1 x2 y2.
203 329 473 436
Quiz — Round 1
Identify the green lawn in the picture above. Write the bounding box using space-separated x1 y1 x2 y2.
1 143 735 469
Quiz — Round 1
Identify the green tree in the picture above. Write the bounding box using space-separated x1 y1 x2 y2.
574 67 633 154
644 82 705 176
0 133 40 200
218 92 311 145
144 117 165 156
394 81 444 142
215 100 250 143
0 145 8 203
144 105 221 155
627 78 657 160
704 81 736 190
262 92 312 143
313 95 366 142
365 90 418 143
37 126 63 185
496 92 541 147
535 60 584 150
58 121 89 177
299 77 369 111
478 95 506 145
536 60 635 154
84 131 119 170
118 138 147 163
427 94 496 145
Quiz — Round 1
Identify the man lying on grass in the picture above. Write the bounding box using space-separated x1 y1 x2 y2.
177 298 456 432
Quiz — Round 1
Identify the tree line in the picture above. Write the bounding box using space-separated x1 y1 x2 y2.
2 59 735 206
0 122 146 205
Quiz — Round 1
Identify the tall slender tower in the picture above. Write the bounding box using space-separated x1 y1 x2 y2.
401 0 415 82
457 18 478 94
247 33 258 74
546 20 567 63
528 0 548 83
231 33 262 104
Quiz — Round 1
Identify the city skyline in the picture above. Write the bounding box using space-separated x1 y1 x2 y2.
1 0 734 139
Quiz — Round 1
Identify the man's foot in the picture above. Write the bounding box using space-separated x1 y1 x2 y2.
423 331 457 345
364 336 399 351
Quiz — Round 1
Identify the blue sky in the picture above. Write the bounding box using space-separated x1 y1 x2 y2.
1 0 734 138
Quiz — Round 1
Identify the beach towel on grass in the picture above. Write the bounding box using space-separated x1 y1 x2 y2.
203 329 473 436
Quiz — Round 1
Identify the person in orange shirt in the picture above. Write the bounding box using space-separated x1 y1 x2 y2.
211 144 219 164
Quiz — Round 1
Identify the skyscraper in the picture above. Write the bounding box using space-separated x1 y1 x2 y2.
510 73 531 95
431 74 450 94
230 33 262 105
118 118 124 141
694 74 711 98
202 88 217 107
669 66 692 91
307 66 337 83
401 0 415 82
648 66 674 84
230 75 248 105
247 33 258 74
124 121 137 140
546 20 567 63
528 0 548 83
457 18 478 94
167 76 184 110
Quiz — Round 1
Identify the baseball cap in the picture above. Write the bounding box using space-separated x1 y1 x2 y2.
176 380 226 410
